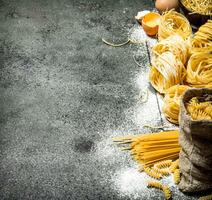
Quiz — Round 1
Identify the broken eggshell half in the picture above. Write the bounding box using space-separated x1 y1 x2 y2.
142 12 161 36
135 10 151 24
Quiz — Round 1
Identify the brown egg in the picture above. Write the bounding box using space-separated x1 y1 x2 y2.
155 0 179 13
142 12 161 36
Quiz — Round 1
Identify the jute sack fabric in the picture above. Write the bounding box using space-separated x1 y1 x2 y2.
178 88 212 192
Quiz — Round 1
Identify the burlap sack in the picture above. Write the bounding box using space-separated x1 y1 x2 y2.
178 88 212 193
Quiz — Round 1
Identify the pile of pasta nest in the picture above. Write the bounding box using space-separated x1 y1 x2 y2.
114 10 212 200
150 10 212 125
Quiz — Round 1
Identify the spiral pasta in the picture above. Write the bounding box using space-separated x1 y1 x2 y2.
163 85 190 124
186 52 212 88
144 167 162 179
153 167 170 176
186 97 212 120
149 52 187 94
173 169 181 184
154 160 172 169
147 181 172 200
170 159 179 173
191 20 212 53
158 10 192 41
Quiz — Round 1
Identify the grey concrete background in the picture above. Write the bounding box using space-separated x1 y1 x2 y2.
0 0 199 199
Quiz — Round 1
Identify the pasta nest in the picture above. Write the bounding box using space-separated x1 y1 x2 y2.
186 51 212 88
181 0 212 16
191 20 212 53
149 52 187 94
163 85 190 124
158 10 192 41
152 35 190 65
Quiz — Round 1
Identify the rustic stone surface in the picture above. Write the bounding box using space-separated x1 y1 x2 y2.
0 0 198 199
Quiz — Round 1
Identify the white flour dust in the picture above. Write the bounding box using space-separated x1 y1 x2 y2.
112 167 151 199
129 24 157 48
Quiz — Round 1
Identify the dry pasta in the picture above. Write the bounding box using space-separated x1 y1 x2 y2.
163 85 190 124
158 10 192 41
162 185 172 200
149 52 187 94
153 167 170 176
181 0 212 16
147 181 172 200
186 97 212 120
199 194 212 200
154 160 172 169
173 169 181 184
170 159 179 173
186 51 212 88
144 167 162 179
147 181 163 189
113 130 180 167
152 35 190 65
191 20 212 53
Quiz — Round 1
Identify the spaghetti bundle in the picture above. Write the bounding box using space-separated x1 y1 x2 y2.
163 85 190 124
186 52 212 88
149 52 186 94
158 10 192 41
113 130 180 167
152 35 190 65
181 0 212 16
191 20 212 53
186 97 212 120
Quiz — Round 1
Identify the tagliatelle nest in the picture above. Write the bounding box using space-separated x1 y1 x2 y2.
186 51 212 88
152 34 190 65
191 20 212 53
158 10 192 41
149 52 187 94
181 0 212 16
163 85 190 124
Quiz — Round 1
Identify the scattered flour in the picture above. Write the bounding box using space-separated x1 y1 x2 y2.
112 167 151 199
129 24 157 47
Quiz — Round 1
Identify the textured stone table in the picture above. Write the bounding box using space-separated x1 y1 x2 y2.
0 0 198 199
